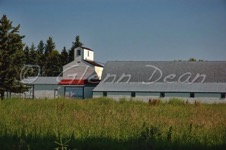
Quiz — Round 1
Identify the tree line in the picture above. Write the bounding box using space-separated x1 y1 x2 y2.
0 15 83 99
24 36 83 76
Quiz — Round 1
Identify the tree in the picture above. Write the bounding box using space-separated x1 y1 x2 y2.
43 37 56 76
44 37 55 56
44 50 61 76
24 45 30 64
29 43 37 65
37 40 45 75
0 15 27 100
189 58 196 61
37 40 45 55
60 46 69 66
68 35 83 62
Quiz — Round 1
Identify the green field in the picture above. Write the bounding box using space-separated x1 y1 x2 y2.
0 98 225 150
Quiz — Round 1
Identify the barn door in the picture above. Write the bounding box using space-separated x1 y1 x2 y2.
65 86 84 99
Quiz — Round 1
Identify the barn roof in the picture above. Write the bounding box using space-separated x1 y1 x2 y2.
93 61 226 93
21 77 62 85
101 61 226 83
93 82 226 93
84 60 103 67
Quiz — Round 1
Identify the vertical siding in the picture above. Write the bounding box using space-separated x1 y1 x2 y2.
195 93 221 98
83 49 94 61
93 92 104 98
95 66 103 80
136 92 160 101
33 85 64 99
165 93 190 97
107 92 131 100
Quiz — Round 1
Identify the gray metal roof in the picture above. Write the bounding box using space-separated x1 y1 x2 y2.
94 61 226 93
93 82 226 93
101 61 226 83
21 77 62 85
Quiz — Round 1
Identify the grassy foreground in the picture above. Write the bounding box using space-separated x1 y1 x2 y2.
0 98 225 150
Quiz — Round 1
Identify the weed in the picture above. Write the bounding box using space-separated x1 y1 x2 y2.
0 97 225 149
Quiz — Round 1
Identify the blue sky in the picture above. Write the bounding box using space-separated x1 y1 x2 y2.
1 0 226 63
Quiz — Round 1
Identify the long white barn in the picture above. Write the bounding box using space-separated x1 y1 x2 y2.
93 61 226 102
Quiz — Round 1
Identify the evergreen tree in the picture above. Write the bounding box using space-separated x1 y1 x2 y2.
0 15 27 100
37 40 45 75
60 46 69 66
189 58 196 61
24 45 30 64
37 40 45 55
45 50 61 76
29 43 37 65
43 37 56 76
44 37 55 56
42 37 62 76
68 35 83 62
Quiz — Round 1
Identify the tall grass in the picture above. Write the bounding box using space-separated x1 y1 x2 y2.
0 98 225 149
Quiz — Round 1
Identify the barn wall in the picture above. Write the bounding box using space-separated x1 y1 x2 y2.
107 92 131 100
165 93 190 97
195 93 221 98
83 49 94 61
33 84 64 99
92 90 226 104
95 66 104 79
93 92 104 98
135 92 160 101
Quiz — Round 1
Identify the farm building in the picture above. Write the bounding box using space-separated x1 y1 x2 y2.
58 47 103 99
22 77 64 99
93 61 226 102
22 47 103 99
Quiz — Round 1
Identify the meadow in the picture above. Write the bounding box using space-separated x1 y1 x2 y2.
0 97 225 150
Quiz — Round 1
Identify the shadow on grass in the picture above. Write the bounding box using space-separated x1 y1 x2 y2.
0 133 225 150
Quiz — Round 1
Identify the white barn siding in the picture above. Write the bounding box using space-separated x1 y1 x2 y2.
135 92 160 101
33 85 64 99
93 92 104 98
165 93 190 98
83 49 94 61
95 66 104 80
106 92 131 100
195 93 221 98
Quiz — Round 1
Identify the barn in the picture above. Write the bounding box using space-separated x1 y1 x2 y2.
22 77 64 99
93 61 226 102
58 47 103 99
21 47 103 99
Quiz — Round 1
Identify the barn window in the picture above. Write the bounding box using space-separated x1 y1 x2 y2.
131 92 136 97
103 92 107 97
221 93 225 99
160 92 165 98
190 93 195 98
77 50 81 56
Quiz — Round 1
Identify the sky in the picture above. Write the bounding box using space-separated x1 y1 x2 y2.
1 0 226 63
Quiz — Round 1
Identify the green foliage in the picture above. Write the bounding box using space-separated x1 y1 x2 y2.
29 43 37 65
0 98 225 149
189 58 197 61
68 35 83 62
37 40 45 75
44 37 55 56
60 46 69 66
0 15 27 99
22 35 84 77
44 50 61 76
